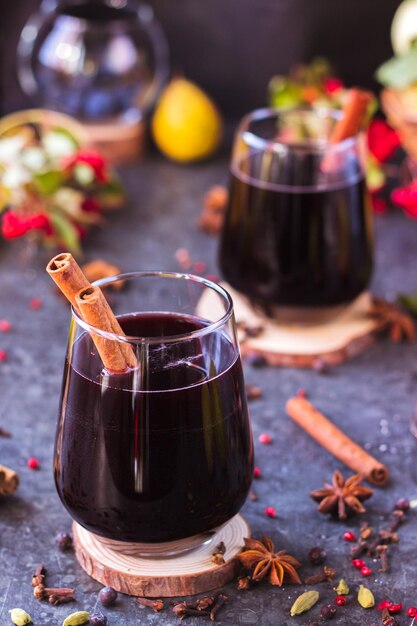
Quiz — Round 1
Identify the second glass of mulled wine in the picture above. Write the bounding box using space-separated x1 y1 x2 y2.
54 272 253 553
219 108 374 323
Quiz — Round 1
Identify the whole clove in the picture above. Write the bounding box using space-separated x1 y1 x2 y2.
136 597 164 612
351 539 368 559
34 584 75 604
211 542 226 565
172 603 209 619
382 608 400 625
360 520 373 540
388 509 405 532
304 566 336 585
377 544 390 573
31 564 46 587
237 575 252 590
210 594 228 621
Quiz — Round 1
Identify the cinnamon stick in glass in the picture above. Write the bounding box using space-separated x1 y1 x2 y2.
286 396 389 486
329 88 373 144
46 253 136 373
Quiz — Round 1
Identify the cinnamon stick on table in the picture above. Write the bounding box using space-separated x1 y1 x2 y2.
46 253 136 373
286 396 389 486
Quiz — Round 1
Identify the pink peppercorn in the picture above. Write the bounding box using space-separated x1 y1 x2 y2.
0 320 11 332
388 603 402 614
253 466 261 478
407 608 417 617
0 350 8 362
352 558 365 569
258 433 272 444
334 596 347 606
27 457 40 470
360 565 372 577
343 531 356 542
264 506 276 518
29 298 42 310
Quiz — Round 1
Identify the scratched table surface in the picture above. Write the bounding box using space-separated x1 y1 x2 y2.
1 155 417 626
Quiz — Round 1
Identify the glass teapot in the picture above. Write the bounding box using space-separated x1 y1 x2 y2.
17 0 169 123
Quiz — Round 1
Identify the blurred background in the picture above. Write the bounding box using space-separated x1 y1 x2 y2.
1 0 402 117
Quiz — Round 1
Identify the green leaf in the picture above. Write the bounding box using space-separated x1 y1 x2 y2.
398 292 417 317
50 212 81 255
268 77 304 108
376 48 417 88
33 170 63 196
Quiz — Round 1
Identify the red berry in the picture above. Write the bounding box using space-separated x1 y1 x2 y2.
378 600 393 611
352 559 365 569
264 506 276 518
343 531 356 542
334 596 347 606
0 350 8 362
29 298 42 310
388 603 402 614
27 457 40 470
407 608 417 617
296 388 307 398
360 565 372 577
0 320 11 332
258 433 272 444
253 466 261 478
193 260 206 274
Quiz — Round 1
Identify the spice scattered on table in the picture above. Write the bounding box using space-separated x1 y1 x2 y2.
0 463 19 496
62 611 90 626
0 349 9 362
9 608 32 625
98 586 118 607
304 566 336 585
211 541 226 565
253 466 262 479
29 298 43 310
27 457 40 470
55 531 73 551
334 579 349 595
237 536 301 586
309 470 374 520
198 185 228 235
0 320 11 332
246 384 262 400
264 506 277 518
89 612 108 626
290 590 320 616
258 433 272 444
320 603 337 620
136 597 164 612
308 546 327 566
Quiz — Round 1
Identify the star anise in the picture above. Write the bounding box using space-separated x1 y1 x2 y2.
370 297 416 343
310 470 373 520
237 536 301 586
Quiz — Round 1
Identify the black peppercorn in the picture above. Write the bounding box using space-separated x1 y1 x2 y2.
320 604 337 620
98 586 118 607
55 532 73 551
90 612 108 626
308 546 326 566
394 497 410 511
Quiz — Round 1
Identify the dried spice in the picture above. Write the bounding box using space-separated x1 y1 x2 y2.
136 597 164 612
31 564 46 587
334 579 349 595
320 604 337 620
34 583 75 605
198 185 228 234
360 520 373 540
172 594 223 620
237 575 251 590
246 384 262 400
237 536 301 586
81 260 123 290
382 608 400 625
290 590 320 616
210 594 228 621
357 584 375 608
308 546 326 566
377 544 390 572
211 541 226 565
370 297 416 342
62 611 90 626
304 566 336 585
9 609 32 625
334 595 347 606
310 470 373 520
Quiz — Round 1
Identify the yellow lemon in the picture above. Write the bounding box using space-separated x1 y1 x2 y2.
152 78 223 162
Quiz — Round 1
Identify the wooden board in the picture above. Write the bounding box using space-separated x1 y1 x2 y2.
198 286 381 368
73 514 249 597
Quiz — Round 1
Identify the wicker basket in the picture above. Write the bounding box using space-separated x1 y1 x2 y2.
381 88 417 163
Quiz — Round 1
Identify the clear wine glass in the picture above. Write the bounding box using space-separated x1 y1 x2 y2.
54 272 253 556
219 107 374 323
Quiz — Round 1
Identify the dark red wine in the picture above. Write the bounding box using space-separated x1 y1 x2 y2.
220 166 373 310
54 313 253 542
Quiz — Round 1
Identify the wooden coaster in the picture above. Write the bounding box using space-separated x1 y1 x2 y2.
73 514 249 597
198 285 381 368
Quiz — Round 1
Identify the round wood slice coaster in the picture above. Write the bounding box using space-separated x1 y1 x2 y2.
197 285 381 368
73 514 249 597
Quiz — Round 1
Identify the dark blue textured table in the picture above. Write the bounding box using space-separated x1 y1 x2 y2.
0 155 416 626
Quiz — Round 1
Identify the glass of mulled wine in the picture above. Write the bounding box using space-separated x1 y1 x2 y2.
54 272 253 554
219 107 374 323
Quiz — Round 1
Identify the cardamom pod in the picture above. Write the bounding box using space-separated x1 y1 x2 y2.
9 608 32 625
334 579 350 595
290 590 320 616
62 611 90 626
357 584 375 608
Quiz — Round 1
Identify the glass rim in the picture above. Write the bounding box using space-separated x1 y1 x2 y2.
71 270 234 345
238 106 358 154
